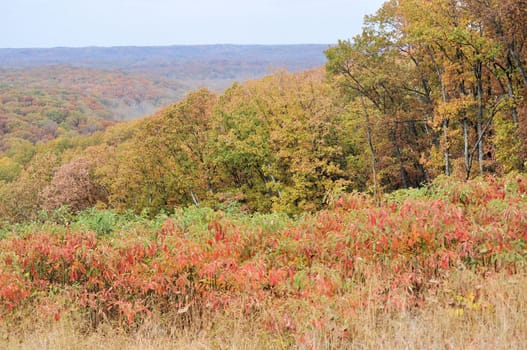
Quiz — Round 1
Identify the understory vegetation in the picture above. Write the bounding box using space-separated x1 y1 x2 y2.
0 175 526 348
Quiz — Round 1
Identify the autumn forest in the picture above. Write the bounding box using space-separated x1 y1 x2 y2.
0 0 526 348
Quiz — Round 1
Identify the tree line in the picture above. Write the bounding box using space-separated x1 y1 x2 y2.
326 0 527 190
0 0 526 223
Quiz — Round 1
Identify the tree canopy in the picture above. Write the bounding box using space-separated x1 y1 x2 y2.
1 0 526 223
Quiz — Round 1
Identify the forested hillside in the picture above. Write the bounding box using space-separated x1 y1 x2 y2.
0 66 185 143
1 1 525 222
0 0 526 348
0 45 328 193
0 46 326 148
0 45 327 89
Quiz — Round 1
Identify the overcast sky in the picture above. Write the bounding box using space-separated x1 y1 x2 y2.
2 0 385 48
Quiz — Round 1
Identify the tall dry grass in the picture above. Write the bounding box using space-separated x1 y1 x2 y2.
1 272 525 350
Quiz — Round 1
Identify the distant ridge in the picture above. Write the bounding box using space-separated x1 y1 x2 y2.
0 45 329 79
0 44 331 131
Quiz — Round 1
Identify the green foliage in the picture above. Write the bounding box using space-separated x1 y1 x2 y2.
3 138 36 165
75 208 117 235
494 115 523 173
41 205 76 226
384 186 431 204
0 157 21 182
0 152 58 224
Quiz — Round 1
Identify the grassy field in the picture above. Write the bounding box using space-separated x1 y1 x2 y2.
0 174 526 349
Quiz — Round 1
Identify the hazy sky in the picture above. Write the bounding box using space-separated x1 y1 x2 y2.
2 0 385 48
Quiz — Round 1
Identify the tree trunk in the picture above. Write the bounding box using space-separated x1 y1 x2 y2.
360 97 378 198
389 125 409 188
443 119 451 176
267 163 281 198
475 62 484 176
428 48 451 176
207 176 214 195
506 55 519 126
190 190 200 206
509 44 527 90
463 118 472 180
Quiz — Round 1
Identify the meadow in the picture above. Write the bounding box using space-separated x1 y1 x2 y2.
0 174 525 349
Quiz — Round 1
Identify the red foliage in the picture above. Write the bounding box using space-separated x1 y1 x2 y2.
0 175 525 334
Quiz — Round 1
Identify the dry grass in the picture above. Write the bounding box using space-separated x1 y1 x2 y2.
1 272 525 350
354 273 527 350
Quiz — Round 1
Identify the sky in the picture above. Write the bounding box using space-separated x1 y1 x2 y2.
2 0 385 48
